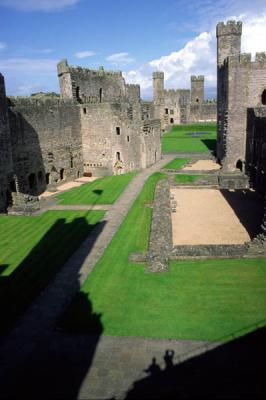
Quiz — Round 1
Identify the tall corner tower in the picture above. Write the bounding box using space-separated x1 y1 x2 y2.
190 75 204 104
216 20 242 66
57 59 73 99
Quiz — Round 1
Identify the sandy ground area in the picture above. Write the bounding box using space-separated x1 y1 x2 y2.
182 159 221 171
171 188 250 245
39 177 98 198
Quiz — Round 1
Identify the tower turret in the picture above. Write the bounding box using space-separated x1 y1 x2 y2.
191 75 204 104
216 20 242 66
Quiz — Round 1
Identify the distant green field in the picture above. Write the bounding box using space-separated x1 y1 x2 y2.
162 123 217 153
57 173 136 205
163 158 190 170
0 210 104 334
175 174 206 183
61 173 266 342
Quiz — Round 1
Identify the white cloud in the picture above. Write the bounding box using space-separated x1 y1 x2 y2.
0 41 7 51
0 0 80 12
106 52 135 66
75 50 96 59
124 12 266 99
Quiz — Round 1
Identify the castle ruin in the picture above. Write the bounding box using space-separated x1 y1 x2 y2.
152 72 217 129
0 61 162 213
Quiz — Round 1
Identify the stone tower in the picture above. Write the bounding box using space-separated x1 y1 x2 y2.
216 21 242 67
0 74 13 212
190 75 204 104
216 21 242 164
153 71 165 127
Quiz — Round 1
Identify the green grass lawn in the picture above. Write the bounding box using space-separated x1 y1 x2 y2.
57 173 136 205
174 174 206 183
0 210 104 334
163 158 190 170
162 123 217 153
61 173 266 341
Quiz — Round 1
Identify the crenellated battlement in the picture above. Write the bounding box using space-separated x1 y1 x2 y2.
152 71 164 79
216 20 242 37
225 52 266 68
191 75 204 82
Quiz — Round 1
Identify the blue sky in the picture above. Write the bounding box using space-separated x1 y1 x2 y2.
0 0 266 98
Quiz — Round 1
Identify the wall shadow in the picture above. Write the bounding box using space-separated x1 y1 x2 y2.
221 189 265 239
0 216 105 399
8 106 47 198
201 138 217 153
126 327 266 399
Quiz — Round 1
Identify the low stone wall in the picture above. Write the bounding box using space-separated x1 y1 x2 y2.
146 179 172 272
170 244 248 259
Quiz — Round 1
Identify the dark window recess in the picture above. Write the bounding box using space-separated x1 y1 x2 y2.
170 118 174 123
60 168 64 180
127 136 130 142
46 173 50 184
116 152 121 161
28 173 36 189
116 127 121 135
165 108 169 115
70 156 74 168
83 108 87 114
262 89 266 105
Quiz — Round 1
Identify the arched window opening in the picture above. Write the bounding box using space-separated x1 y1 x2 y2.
236 159 243 172
76 86 81 103
196 98 199 103
70 155 74 169
170 118 174 124
60 168 64 180
99 88 102 103
45 173 50 185
28 173 36 190
9 179 16 193
165 108 169 115
261 89 266 105
38 171 43 182
116 152 121 161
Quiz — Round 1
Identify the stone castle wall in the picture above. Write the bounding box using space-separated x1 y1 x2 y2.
8 97 83 195
0 74 13 212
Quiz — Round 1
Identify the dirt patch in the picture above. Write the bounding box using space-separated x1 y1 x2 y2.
182 159 221 171
171 188 251 245
39 177 98 198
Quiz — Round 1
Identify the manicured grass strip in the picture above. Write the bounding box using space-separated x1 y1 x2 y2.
174 174 206 183
162 123 217 153
163 158 190 170
57 173 136 205
0 210 104 334
61 175 266 342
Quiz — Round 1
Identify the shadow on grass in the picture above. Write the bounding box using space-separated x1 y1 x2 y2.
126 327 266 399
221 189 265 239
0 216 105 398
201 138 217 153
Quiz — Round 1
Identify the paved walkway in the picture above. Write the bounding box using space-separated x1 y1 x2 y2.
2 154 214 399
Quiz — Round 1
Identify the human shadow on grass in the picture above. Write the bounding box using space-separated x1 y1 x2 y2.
221 189 265 239
0 216 105 399
126 327 266 399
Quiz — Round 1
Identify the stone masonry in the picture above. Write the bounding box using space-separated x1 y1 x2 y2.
0 61 161 213
152 71 216 130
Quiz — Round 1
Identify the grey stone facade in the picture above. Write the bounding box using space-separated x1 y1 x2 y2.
217 20 266 245
0 61 161 213
0 74 13 212
152 72 216 130
216 21 266 171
